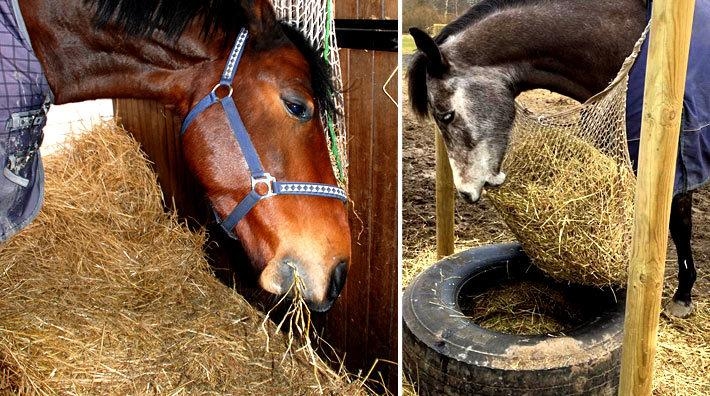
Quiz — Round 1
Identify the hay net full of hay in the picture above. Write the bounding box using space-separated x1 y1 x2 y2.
486 27 650 287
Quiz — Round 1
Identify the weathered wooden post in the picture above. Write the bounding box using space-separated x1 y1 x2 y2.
432 23 455 259
619 1 695 394
435 134 455 258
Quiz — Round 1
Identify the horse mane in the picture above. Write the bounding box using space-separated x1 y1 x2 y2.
408 0 541 118
85 0 250 40
435 0 541 44
86 0 336 117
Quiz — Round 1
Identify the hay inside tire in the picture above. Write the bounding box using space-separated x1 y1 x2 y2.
402 243 626 396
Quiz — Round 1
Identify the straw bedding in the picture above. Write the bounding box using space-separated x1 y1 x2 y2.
487 127 636 287
653 274 710 396
0 121 364 395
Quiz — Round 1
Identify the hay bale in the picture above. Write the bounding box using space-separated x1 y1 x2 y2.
487 127 635 286
0 121 366 394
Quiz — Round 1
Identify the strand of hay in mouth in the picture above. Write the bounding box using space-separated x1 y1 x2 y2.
0 121 369 395
487 125 636 287
262 274 393 394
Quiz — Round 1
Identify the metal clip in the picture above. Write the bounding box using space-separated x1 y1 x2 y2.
251 173 276 197
211 83 234 101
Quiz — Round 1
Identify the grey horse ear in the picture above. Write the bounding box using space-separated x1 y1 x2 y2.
409 27 448 77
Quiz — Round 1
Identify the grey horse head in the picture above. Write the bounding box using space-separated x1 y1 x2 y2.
409 27 516 202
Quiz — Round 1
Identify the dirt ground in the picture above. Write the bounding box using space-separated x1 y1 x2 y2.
402 81 710 394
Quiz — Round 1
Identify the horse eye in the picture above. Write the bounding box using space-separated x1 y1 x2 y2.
284 100 311 120
440 111 455 124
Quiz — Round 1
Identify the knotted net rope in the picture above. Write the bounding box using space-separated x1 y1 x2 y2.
271 0 348 185
486 26 649 287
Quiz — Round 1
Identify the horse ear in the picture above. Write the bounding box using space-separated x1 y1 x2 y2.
409 27 448 77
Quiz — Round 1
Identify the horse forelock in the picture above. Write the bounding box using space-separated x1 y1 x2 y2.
407 52 431 119
278 23 337 119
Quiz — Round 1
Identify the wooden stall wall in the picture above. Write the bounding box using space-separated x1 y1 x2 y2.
114 0 398 392
315 0 399 391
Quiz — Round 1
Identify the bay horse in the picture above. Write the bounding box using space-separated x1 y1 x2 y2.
7 0 350 312
408 0 703 317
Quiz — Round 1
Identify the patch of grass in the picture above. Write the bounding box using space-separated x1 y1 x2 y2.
402 34 416 55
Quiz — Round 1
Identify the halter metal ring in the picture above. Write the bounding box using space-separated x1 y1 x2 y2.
211 83 234 101
251 173 276 197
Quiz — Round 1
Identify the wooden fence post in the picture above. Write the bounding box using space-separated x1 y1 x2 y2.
435 133 455 258
431 23 455 259
619 1 695 394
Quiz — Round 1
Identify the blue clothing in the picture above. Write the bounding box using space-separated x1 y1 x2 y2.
626 0 710 196
0 0 52 241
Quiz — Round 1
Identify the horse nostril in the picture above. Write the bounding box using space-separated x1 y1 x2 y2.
327 261 348 301
277 261 295 292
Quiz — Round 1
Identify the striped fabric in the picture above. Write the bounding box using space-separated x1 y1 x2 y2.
0 0 52 241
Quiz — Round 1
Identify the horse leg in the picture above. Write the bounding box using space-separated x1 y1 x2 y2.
665 191 697 318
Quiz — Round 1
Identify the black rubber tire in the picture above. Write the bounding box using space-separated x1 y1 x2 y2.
403 243 626 396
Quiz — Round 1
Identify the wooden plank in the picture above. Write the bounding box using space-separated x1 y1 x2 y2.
619 1 695 395
359 0 382 19
335 0 396 21
342 48 375 370
435 132 455 258
316 47 398 393
383 0 397 20
366 50 398 390
334 0 357 19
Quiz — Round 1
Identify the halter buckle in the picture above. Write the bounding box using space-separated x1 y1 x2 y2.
251 173 276 197
211 83 234 101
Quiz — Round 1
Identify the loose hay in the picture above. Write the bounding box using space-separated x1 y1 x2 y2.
0 121 367 395
487 126 636 286
462 280 582 335
652 273 710 396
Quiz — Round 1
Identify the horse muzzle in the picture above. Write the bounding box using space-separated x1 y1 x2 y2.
458 171 507 203
259 256 349 312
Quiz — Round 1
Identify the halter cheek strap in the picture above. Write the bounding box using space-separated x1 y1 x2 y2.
181 28 347 239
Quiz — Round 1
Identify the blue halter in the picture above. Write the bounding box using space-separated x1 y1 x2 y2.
181 28 347 238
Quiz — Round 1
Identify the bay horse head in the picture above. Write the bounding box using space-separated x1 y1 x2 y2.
408 28 514 203
179 23 351 313
23 0 350 311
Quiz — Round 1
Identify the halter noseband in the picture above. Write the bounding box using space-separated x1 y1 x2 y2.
181 28 347 238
